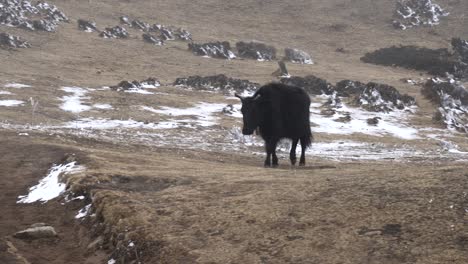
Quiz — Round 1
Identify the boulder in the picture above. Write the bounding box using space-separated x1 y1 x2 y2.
188 41 236 59
120 16 131 25
235 41 276 61
421 78 468 133
280 75 334 95
99 26 129 38
393 0 449 29
131 19 150 31
174 74 259 94
142 33 163 45
284 48 313 64
14 226 57 239
0 33 30 48
78 19 97 32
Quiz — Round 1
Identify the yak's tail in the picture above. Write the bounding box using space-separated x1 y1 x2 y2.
302 128 313 147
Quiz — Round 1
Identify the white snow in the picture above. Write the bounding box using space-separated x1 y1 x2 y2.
60 87 91 113
310 101 419 140
92 103 113 110
17 162 85 204
75 204 91 219
141 102 226 127
0 100 24 107
0 90 13 95
4 83 31 88
108 259 116 264
125 88 154 95
64 118 177 130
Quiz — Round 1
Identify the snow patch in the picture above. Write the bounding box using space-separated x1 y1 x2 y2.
0 99 24 106
0 90 13 95
93 103 113 110
60 87 91 113
75 204 91 219
17 162 84 204
4 83 31 88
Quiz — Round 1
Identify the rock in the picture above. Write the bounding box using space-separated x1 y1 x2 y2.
131 19 149 31
175 28 191 41
284 48 313 64
320 108 336 117
142 33 163 45
78 19 97 32
357 82 416 112
280 75 334 95
0 33 30 48
335 113 352 123
222 104 235 114
367 117 381 125
421 78 468 133
32 19 57 32
393 0 449 30
0 0 67 32
159 26 175 40
188 41 236 59
30 223 47 228
99 26 129 38
174 74 259 94
120 16 131 25
235 41 276 61
14 226 57 239
111 78 160 91
87 236 104 251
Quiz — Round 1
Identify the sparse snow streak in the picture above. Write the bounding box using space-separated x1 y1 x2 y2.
75 204 91 219
60 87 91 113
92 103 113 110
17 162 84 204
4 83 31 88
64 118 178 130
0 90 13 95
0 100 24 106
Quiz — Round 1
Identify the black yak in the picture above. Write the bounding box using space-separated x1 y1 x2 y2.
235 83 313 167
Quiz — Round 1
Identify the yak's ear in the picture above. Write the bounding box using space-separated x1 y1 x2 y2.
234 93 244 101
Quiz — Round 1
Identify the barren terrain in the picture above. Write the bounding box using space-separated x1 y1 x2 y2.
1 0 467 263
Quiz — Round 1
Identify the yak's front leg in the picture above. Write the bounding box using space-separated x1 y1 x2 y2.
264 140 278 167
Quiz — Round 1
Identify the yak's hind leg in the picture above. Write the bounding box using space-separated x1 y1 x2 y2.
264 140 279 167
290 138 299 165
299 137 308 166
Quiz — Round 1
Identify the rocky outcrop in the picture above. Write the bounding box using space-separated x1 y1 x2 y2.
280 75 334 95
99 26 129 38
111 78 161 91
174 74 259 94
422 78 468 133
393 0 449 30
0 0 68 32
77 19 97 32
188 41 236 59
0 32 30 48
142 33 163 45
235 41 276 61
284 48 313 64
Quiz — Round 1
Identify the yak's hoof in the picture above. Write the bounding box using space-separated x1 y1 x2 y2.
299 162 305 166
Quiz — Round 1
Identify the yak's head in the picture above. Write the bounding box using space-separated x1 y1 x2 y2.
235 93 262 135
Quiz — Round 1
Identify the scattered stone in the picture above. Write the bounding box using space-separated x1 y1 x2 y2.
335 113 352 123
320 108 336 117
77 19 97 32
421 78 468 133
119 16 131 25
14 226 57 239
142 33 163 45
30 223 47 228
367 117 381 125
284 48 313 64
174 28 191 41
174 74 259 94
0 0 68 32
111 78 160 91
131 19 149 31
99 26 129 39
381 224 402 236
393 0 449 30
271 61 290 78
0 32 30 48
235 41 276 61
159 26 175 40
280 75 334 95
355 82 416 112
222 104 235 114
188 41 236 59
